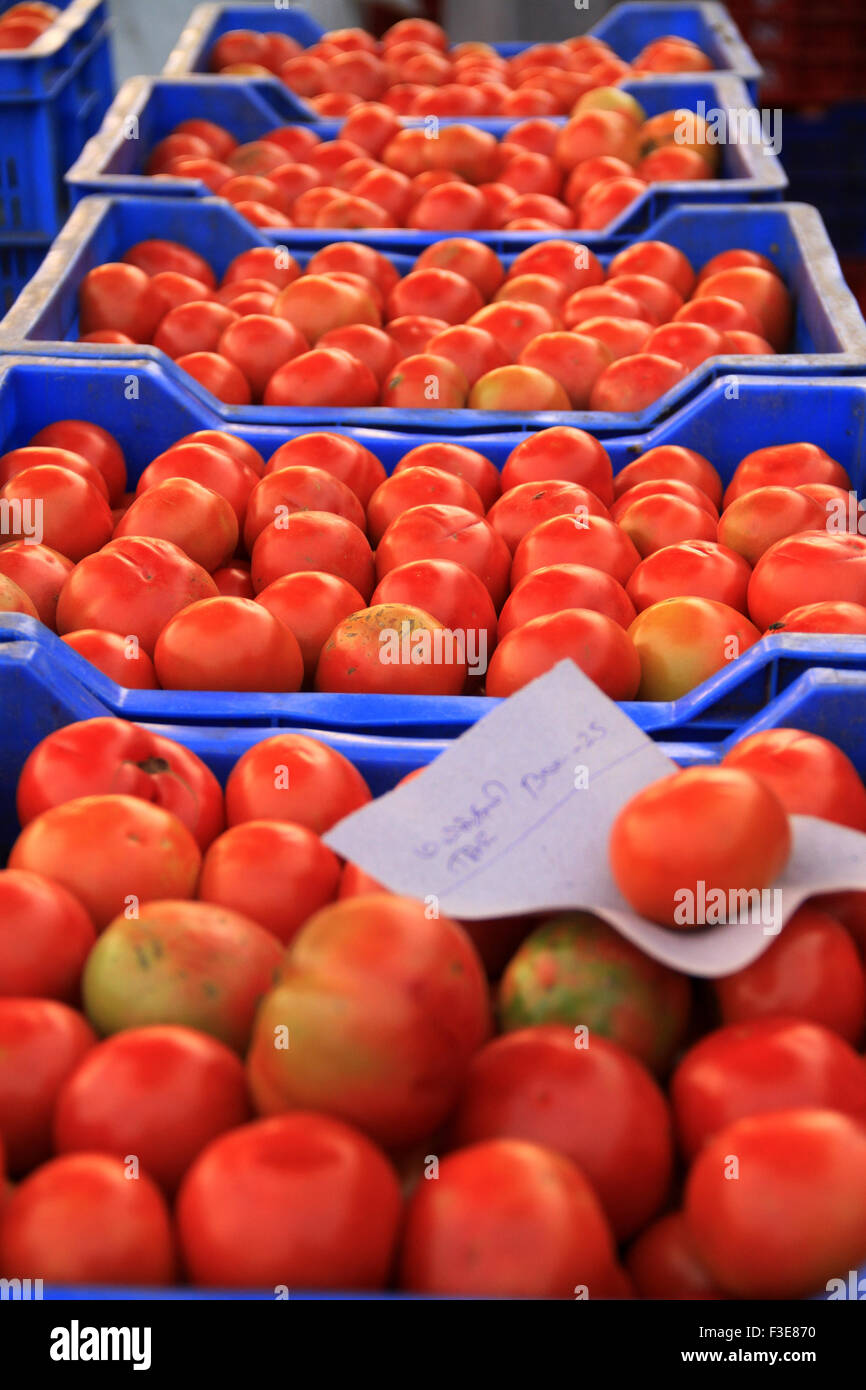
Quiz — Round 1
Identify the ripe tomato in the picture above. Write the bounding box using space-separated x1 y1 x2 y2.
512 513 640 588
468 301 559 359
518 332 611 408
316 602 469 696
424 324 509 386
748 532 866 630
152 301 238 359
306 241 400 298
61 629 160 689
247 896 490 1146
724 441 849 506
495 274 567 317
372 558 498 666
177 1113 400 1289
618 493 717 558
386 268 483 325
255 571 365 683
216 314 308 399
685 1108 866 1298
771 600 866 635
0 572 37 619
609 479 718 525
386 313 446 356
221 246 301 290
626 539 752 614
0 465 113 562
395 442 501 510
53 1026 250 1194
79 262 165 339
28 419 126 504
0 444 110 499
199 820 339 945
0 869 95 1002
615 446 722 507
718 485 825 567
316 323 400 385
499 562 635 635
453 1025 672 1239
0 999 95 1173
155 595 303 693
555 109 640 169
470 364 570 412
264 432 385 507
251 510 375 597
609 766 791 929
694 267 791 349
243 465 365 551
56 535 218 656
114 477 239 572
17 717 224 850
626 1211 725 1300
399 1138 621 1298
507 239 604 296
607 241 695 297
381 353 469 409
722 727 866 831
644 321 722 371
628 595 761 700
263 346 379 407
589 353 686 413
376 503 512 609
489 480 610 554
577 175 646 230
501 426 614 504
414 238 505 299
0 1153 175 1284
486 607 641 699
225 732 371 832
0 542 73 628
368 467 483 545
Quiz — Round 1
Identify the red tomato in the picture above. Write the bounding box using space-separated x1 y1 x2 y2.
376 503 512 609
555 109 640 169
340 102 402 156
467 302 559 360
0 869 95 1002
154 596 304 693
137 441 259 526
409 182 489 231
53 1025 250 1194
272 274 380 342
628 595 761 700
28 419 126 504
176 429 264 477
255 571 365 683
723 728 866 831
198 820 339 945
221 246 301 290
501 426 613 504
615 445 723 507
177 1113 400 1288
469 364 570 412
644 321 722 371
0 444 109 498
694 267 792 349
627 1211 725 1300
367 467 483 545
607 240 695 297
518 332 611 408
123 238 215 286
386 313 447 357
506 239 604 296
17 717 224 851
9 795 201 931
414 238 505 300
251 509 375 597
685 1108 866 1298
618 493 718 558
609 478 718 524
248 894 490 1146
0 572 37 619
488 480 610 554
56 535 218 656
637 147 709 181
216 314 308 399
174 118 238 161
724 441 850 507
315 603 469 696
675 294 764 336
453 1025 672 1239
772 600 866 634
697 249 779 284
0 542 72 628
243 465 365 551
395 442 501 510
0 999 96 1173
61 629 160 689
114 477 239 572
626 539 752 614
212 563 254 599
486 607 641 699
264 432 385 507
381 353 469 409
305 242 400 299
0 1153 174 1284
748 532 866 630
149 270 216 318
316 323 399 385
499 562 636 635
225 732 371 832
175 351 252 404
263 346 379 407
0 465 113 562
424 324 509 386
400 1138 620 1297
79 262 165 339
564 286 649 327
577 175 646 230
718 485 825 567
371 558 498 665
609 767 791 929
386 268 483 325
589 353 686 413
568 318 649 367
512 513 640 588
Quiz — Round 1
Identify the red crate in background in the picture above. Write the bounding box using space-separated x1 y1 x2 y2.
726 0 866 104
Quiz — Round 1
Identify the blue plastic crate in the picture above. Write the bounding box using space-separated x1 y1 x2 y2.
0 0 114 239
2 195 864 436
0 231 48 315
65 74 786 242
163 1 762 101
0 353 865 742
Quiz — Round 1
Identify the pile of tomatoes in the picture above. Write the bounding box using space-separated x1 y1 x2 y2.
1 412 863 702
0 1 59 51
148 94 719 234
2 715 866 1296
76 235 787 411
206 18 714 118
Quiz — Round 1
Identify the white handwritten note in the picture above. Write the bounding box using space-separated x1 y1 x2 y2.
325 661 866 977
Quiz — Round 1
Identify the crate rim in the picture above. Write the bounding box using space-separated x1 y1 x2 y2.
0 0 107 62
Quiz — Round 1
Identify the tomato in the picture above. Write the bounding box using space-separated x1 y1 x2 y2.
395 442 501 511
371 559 498 671
114 477 239 573
675 294 764 336
610 479 718 525
221 246 301 290
244 465 365 551
489 481 608 555
247 893 489 1145
316 324 399 386
376 503 511 609
626 539 751 615
385 313 445 357
0 999 95 1173
470 364 571 412
61 629 159 688
507 193 574 229
723 729 866 834
340 102 401 156
564 285 650 328
400 1138 620 1297
174 118 237 161
56 535 218 656
381 353 469 409
609 766 791 929
306 242 400 300
498 563 633 636
555 109 640 169
697 249 779 284
408 182 488 230
685 1108 866 1298
251 509 375 597
386 268 483 326
517 332 611 408
368 467 481 544
0 542 72 628
511 514 640 589
52 1025 250 1196
0 572 37 619
467 303 559 362
772 599 866 634
0 443 109 498
213 314 307 400
136 443 253 530
272 275 380 344
28 419 126 504
628 595 762 700
498 912 690 1074
264 432 385 507
176 1112 400 1289
225 732 371 832
500 428 611 506
644 321 722 371
724 441 849 507
263 346 379 407
694 268 792 349
607 240 695 297
154 596 304 693
210 29 267 70
82 900 281 1051
615 445 723 507
717 485 825 567
0 1153 175 1284
618 493 718 559
634 37 712 73
638 147 710 181
123 238 215 286
254 571 364 684
577 176 646 230
627 1211 725 1300
0 465 113 562
78 262 165 339
175 351 252 404
0 869 94 1003
749 532 866 630
316 602 468 696
423 324 509 386
589 353 686 413
486 607 640 700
